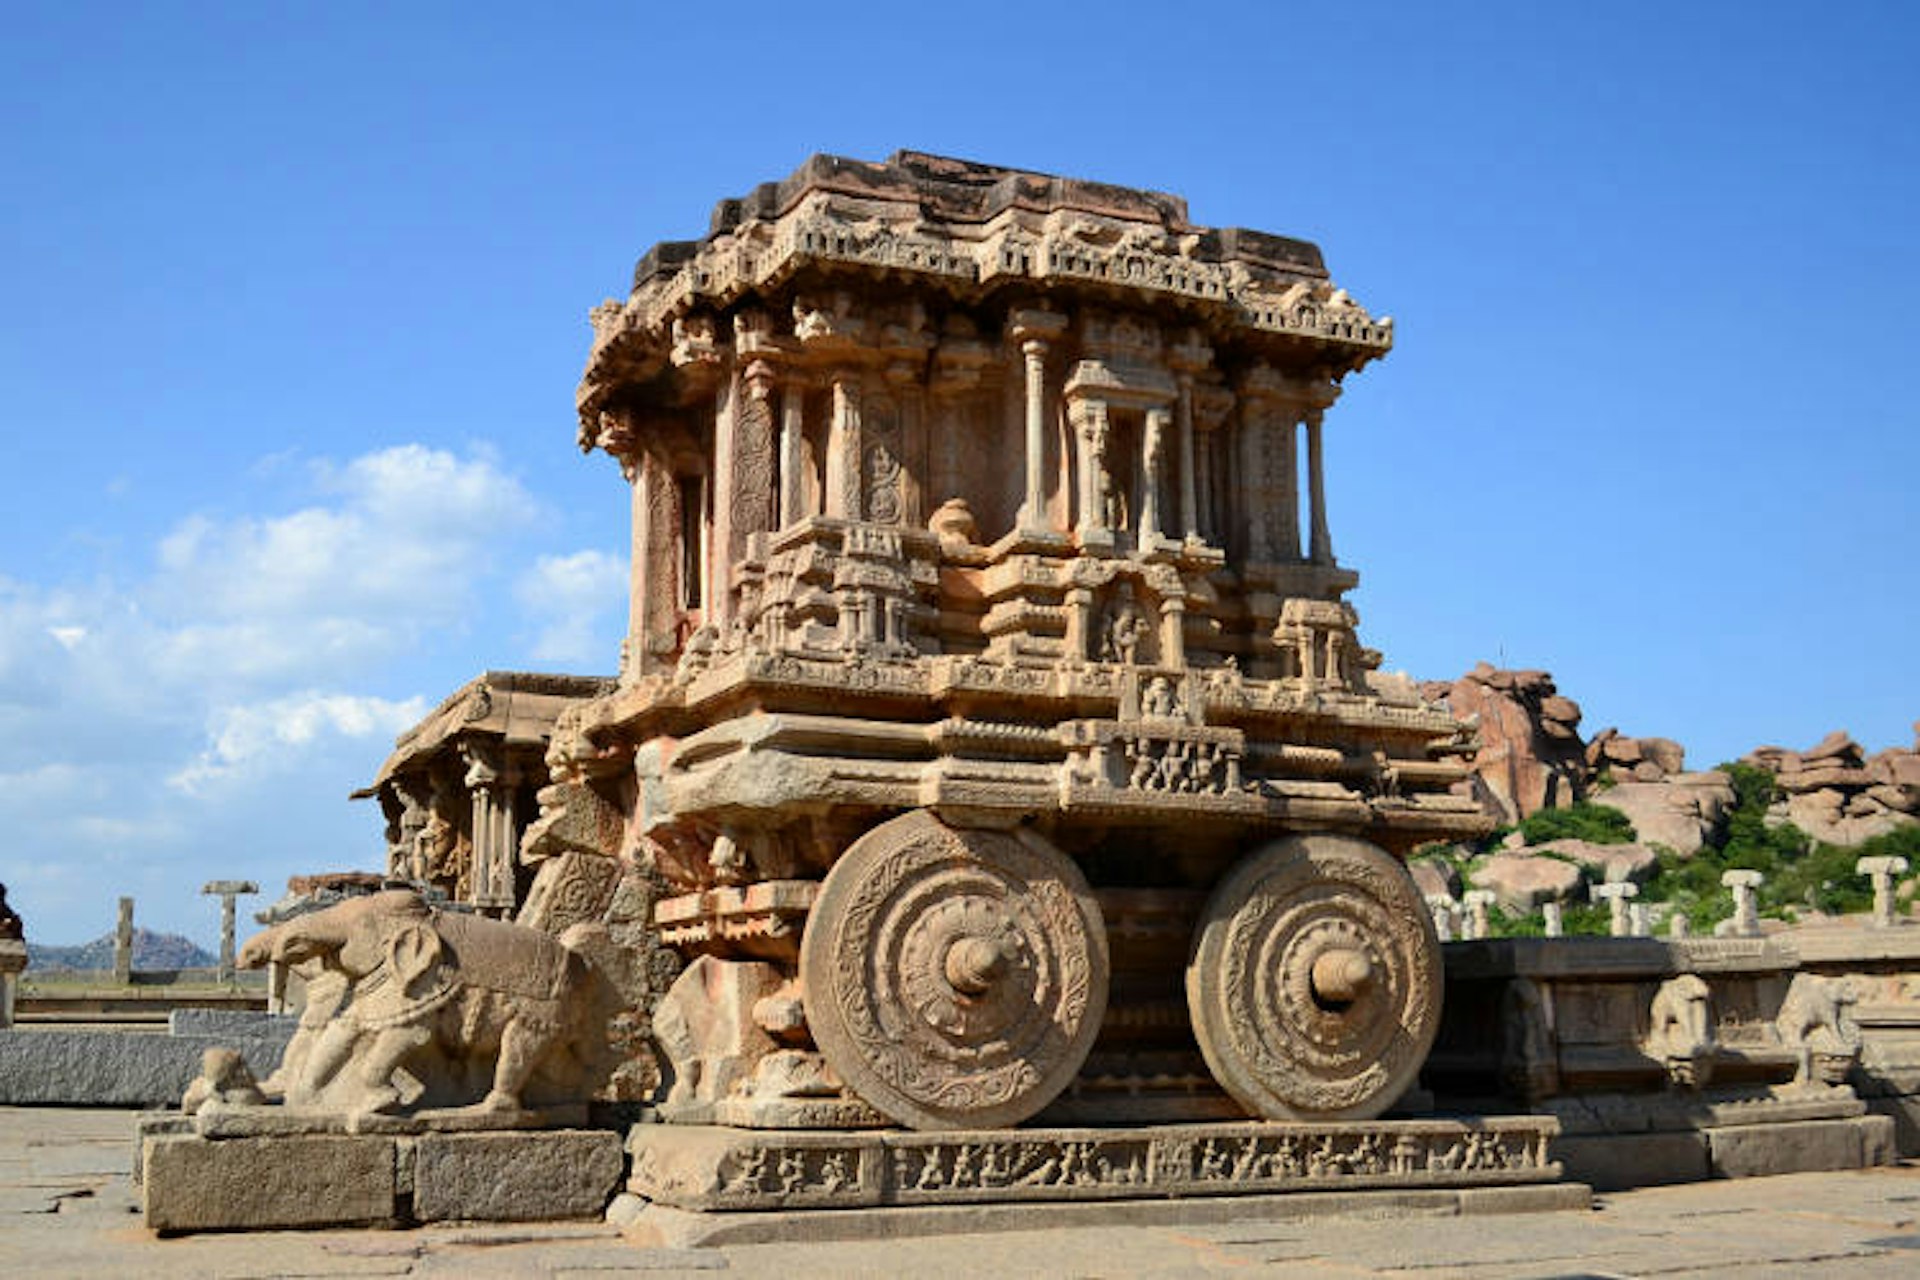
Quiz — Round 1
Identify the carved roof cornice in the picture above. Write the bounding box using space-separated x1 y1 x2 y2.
578 151 1392 442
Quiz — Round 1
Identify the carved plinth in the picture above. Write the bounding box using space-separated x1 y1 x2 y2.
626 1116 1563 1212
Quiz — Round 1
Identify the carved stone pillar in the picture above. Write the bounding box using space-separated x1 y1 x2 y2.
464 741 518 914
1139 405 1172 547
1176 375 1199 543
1009 310 1067 534
1069 396 1115 545
1306 408 1332 565
826 373 862 520
778 381 806 528
1159 595 1187 670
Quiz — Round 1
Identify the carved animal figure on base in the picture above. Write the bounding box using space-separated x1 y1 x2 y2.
237 889 612 1117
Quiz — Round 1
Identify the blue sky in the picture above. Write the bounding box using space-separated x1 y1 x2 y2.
3 2 1915 945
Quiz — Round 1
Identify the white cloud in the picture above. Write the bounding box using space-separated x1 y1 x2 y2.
47 625 86 650
514 549 627 667
168 691 429 795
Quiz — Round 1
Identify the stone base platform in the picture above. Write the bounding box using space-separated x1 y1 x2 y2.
141 1127 625 1234
616 1181 1593 1248
625 1116 1569 1217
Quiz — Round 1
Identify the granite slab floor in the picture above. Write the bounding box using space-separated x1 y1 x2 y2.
4 1106 1920 1278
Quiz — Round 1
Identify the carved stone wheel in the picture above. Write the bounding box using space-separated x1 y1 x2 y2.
798 810 1109 1131
1187 833 1441 1122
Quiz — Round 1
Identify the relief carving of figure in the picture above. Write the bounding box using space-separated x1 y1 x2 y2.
1775 974 1862 1087
1644 973 1716 1087
1102 588 1149 666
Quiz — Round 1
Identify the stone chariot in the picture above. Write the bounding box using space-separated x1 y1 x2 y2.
564 152 1493 1136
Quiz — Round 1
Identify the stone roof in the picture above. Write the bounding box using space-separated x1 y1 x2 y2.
577 150 1392 439
352 670 616 795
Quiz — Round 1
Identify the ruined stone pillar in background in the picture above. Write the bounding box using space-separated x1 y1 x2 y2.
1542 900 1564 937
1629 903 1651 937
1721 869 1763 937
1426 893 1458 942
201 880 258 983
114 897 133 985
1306 409 1333 564
1858 855 1909 928
1591 881 1637 937
1463 889 1495 941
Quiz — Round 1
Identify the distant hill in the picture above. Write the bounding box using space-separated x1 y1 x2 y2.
26 928 217 973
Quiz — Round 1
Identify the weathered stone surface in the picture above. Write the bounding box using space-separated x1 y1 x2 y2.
1552 1131 1708 1192
0 1027 292 1107
1706 1115 1894 1178
1409 854 1462 900
1590 773 1735 857
1468 853 1585 912
413 1129 625 1222
1747 732 1920 847
1427 664 1586 823
627 1117 1563 1213
1531 839 1660 885
142 1133 396 1232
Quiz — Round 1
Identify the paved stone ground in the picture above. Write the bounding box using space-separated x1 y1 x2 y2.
5 1107 1920 1278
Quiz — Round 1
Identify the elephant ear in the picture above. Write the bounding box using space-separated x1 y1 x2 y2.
387 922 445 997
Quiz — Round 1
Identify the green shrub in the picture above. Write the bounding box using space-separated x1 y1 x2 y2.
1516 802 1637 847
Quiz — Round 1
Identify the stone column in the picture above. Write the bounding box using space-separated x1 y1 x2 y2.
463 742 518 915
1176 375 1199 543
201 880 258 983
1159 595 1187 671
1139 405 1172 547
779 380 807 528
1858 855 1909 927
1668 913 1691 938
825 373 862 521
1629 903 1651 937
1463 889 1496 941
1542 900 1564 937
1591 881 1637 937
114 897 133 985
711 356 778 629
1721 869 1763 937
1070 397 1115 545
1305 408 1333 564
1426 894 1458 942
1009 310 1066 534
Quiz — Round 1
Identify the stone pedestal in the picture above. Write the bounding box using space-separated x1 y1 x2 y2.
141 1126 625 1233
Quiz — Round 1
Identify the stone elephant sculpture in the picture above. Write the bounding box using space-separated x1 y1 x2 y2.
238 889 608 1117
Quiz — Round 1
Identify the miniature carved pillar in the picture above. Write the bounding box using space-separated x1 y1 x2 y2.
712 355 778 629
114 897 133 985
1463 889 1496 941
1070 397 1116 544
1019 339 1048 531
1426 894 1458 942
201 880 258 983
1591 881 1637 937
825 374 862 521
1139 405 1171 546
1064 585 1094 665
1305 409 1333 565
1541 900 1564 937
778 381 807 528
1009 310 1066 534
1858 855 1909 927
1176 375 1199 543
463 743 518 914
1721 869 1763 937
1160 595 1186 671
1232 370 1302 563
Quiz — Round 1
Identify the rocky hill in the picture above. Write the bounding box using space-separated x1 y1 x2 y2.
26 929 216 973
